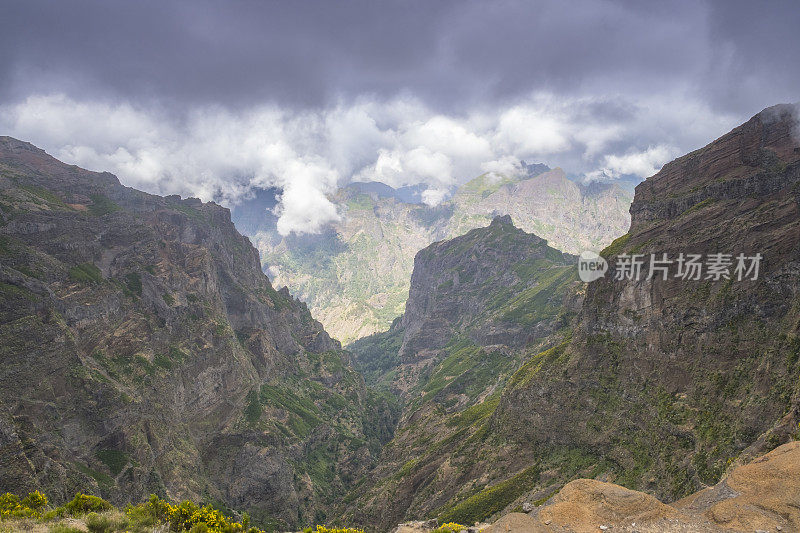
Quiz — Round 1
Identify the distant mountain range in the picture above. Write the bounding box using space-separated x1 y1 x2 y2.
232 165 632 343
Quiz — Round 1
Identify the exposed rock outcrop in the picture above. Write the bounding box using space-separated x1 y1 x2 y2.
493 441 800 532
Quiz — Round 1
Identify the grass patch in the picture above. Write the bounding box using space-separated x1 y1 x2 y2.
88 194 121 216
507 340 571 390
600 233 630 258
73 463 113 487
69 263 103 284
124 273 142 296
19 184 67 207
244 390 262 426
94 449 130 476
437 464 540 524
445 394 500 429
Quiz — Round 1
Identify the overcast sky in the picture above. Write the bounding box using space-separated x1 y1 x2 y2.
1 0 798 234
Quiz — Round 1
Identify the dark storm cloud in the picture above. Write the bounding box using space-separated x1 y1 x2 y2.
1 0 798 235
1 0 452 108
1 0 797 112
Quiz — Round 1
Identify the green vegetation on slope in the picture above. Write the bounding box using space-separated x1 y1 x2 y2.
436 465 540 525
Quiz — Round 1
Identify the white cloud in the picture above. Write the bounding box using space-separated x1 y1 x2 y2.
604 145 678 177
274 159 341 235
480 156 524 180
585 145 679 181
404 116 492 162
421 187 449 207
494 105 571 155
0 91 742 234
404 147 453 183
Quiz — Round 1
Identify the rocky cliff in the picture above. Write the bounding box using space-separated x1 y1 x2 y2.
491 103 800 500
402 441 800 533
0 137 391 529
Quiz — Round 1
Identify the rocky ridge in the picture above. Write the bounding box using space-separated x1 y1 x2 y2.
0 137 394 529
344 216 582 528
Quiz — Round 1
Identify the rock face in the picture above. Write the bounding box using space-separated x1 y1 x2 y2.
399 215 576 364
0 137 388 528
242 166 631 343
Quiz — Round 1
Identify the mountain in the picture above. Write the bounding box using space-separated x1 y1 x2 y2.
343 104 800 529
3 103 796 533
0 137 396 529
343 216 582 528
491 102 800 499
239 167 631 344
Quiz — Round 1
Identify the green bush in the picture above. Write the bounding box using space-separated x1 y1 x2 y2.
189 524 210 533
125 494 170 527
124 272 142 296
64 493 113 516
42 507 67 520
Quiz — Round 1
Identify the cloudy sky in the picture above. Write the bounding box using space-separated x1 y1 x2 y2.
1 0 799 234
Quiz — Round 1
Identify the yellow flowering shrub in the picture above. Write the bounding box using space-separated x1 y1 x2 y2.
0 491 366 533
314 526 365 533
125 495 250 533
21 491 48 511
433 523 466 533
0 491 49 519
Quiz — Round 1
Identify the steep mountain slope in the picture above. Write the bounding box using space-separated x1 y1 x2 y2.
490 103 800 501
0 137 392 529
345 104 800 530
243 167 630 343
344 217 582 528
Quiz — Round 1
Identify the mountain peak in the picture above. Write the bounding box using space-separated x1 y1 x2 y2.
490 214 514 227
